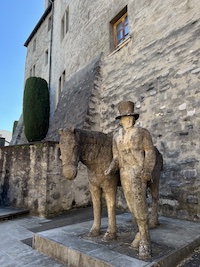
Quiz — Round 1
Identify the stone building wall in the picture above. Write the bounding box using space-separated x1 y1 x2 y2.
24 5 51 87
0 143 90 217
24 0 200 120
10 0 200 220
45 0 51 9
49 0 129 118
100 3 200 221
45 55 102 141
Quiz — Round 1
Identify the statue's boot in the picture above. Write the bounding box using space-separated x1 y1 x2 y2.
149 216 159 228
139 240 151 260
131 232 140 249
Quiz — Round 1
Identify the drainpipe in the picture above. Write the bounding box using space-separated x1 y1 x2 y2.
48 0 54 91
48 0 54 119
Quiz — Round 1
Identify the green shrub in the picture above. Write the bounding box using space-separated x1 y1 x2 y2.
23 77 50 142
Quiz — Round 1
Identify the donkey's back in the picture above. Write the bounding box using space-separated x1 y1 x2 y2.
77 129 114 167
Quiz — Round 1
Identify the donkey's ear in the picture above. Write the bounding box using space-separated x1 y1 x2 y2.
58 128 63 135
69 126 75 133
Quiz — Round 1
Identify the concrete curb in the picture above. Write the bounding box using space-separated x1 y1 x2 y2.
32 214 200 267
147 237 200 267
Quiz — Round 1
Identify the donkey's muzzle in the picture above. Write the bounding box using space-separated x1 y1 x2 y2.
62 165 77 180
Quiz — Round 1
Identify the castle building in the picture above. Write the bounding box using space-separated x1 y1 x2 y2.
11 0 200 220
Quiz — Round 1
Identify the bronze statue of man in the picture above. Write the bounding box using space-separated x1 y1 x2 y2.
105 101 156 259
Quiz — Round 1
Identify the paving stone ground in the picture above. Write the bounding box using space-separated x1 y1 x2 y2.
0 206 199 267
0 206 114 267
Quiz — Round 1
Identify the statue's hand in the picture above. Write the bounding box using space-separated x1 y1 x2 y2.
105 167 112 176
141 169 152 183
105 159 119 176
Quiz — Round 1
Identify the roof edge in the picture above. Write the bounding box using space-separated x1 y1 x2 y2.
24 3 53 47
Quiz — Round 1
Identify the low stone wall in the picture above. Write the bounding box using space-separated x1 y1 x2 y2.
0 142 90 217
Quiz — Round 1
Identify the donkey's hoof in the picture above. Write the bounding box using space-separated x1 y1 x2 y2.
88 229 100 237
131 232 140 249
102 232 117 241
139 240 151 260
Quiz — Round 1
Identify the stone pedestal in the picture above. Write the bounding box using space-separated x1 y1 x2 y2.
33 213 200 267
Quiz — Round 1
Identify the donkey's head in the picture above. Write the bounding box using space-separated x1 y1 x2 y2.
59 127 79 180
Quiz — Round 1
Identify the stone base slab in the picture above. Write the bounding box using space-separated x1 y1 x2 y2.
33 213 200 267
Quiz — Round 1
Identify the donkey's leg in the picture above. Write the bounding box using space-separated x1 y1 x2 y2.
149 179 159 228
149 194 159 228
88 184 102 237
103 186 117 241
136 218 151 260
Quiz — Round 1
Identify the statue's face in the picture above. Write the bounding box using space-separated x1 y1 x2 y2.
119 116 135 128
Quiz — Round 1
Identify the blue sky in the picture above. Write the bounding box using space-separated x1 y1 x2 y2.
0 1 44 133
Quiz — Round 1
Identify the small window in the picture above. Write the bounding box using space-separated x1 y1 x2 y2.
48 16 52 32
56 70 66 106
110 6 129 50
30 64 36 77
113 13 128 47
61 8 69 40
32 65 36 76
59 70 65 93
45 49 49 65
33 38 36 52
61 70 65 91
58 77 62 97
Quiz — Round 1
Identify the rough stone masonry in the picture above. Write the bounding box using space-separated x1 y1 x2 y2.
100 6 200 221
4 0 200 220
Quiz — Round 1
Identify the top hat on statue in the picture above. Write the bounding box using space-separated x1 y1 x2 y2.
115 101 139 120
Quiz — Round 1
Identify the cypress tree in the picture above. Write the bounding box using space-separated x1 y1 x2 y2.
23 77 50 142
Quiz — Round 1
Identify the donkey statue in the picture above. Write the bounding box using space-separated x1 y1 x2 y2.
147 146 163 227
59 127 119 240
59 128 163 240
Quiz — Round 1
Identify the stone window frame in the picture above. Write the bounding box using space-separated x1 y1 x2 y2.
61 8 69 41
110 6 129 50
